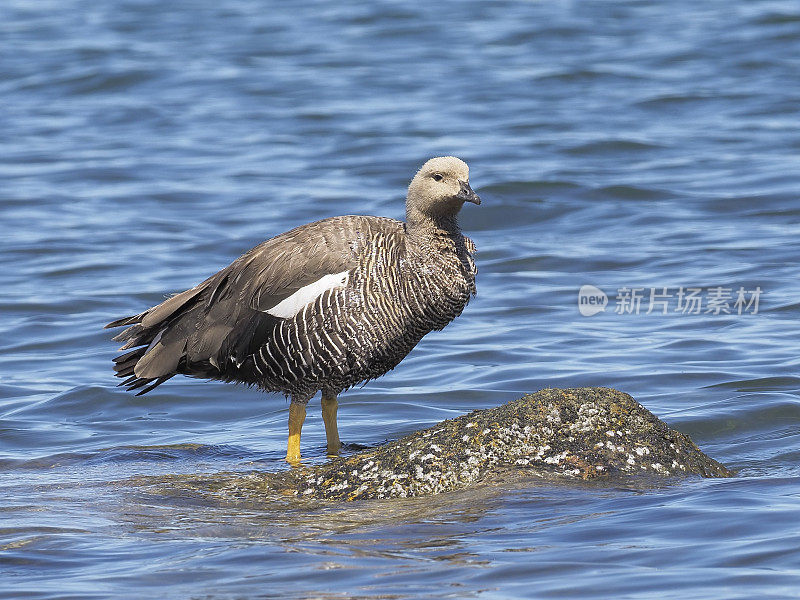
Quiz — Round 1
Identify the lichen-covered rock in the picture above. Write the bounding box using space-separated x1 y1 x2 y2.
252 387 731 501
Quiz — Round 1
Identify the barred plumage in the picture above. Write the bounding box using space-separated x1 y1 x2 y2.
106 156 480 461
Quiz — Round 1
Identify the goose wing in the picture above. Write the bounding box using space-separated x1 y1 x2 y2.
106 216 384 391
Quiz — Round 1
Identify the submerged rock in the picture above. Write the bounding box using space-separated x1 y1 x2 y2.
249 387 731 501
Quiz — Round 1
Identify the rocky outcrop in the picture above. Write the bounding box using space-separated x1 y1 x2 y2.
237 387 731 501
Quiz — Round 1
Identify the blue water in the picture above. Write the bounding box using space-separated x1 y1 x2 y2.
2 1 800 598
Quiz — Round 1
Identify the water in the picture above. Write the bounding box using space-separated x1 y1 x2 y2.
2 0 800 597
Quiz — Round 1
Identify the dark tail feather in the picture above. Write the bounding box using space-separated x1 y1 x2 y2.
135 375 174 396
113 347 146 368
106 286 209 394
113 346 147 377
105 314 143 329
120 372 174 395
111 323 155 348
110 338 175 395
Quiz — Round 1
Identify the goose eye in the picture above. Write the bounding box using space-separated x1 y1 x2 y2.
432 173 444 182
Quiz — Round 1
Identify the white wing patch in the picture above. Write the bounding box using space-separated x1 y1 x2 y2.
265 270 350 318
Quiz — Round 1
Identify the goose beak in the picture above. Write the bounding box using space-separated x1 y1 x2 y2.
457 180 481 205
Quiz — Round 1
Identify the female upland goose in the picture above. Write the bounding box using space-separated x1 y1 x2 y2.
106 156 480 462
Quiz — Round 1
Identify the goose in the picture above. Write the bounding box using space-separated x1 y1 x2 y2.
106 156 480 462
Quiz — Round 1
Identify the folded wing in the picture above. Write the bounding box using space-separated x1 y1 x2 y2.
106 217 360 394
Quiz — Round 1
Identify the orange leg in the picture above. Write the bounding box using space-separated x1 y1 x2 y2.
286 402 306 464
321 393 341 456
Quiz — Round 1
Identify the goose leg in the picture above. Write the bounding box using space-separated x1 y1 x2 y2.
286 401 306 464
321 393 341 456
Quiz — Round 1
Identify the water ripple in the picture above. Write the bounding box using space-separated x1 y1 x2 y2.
2 0 800 598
